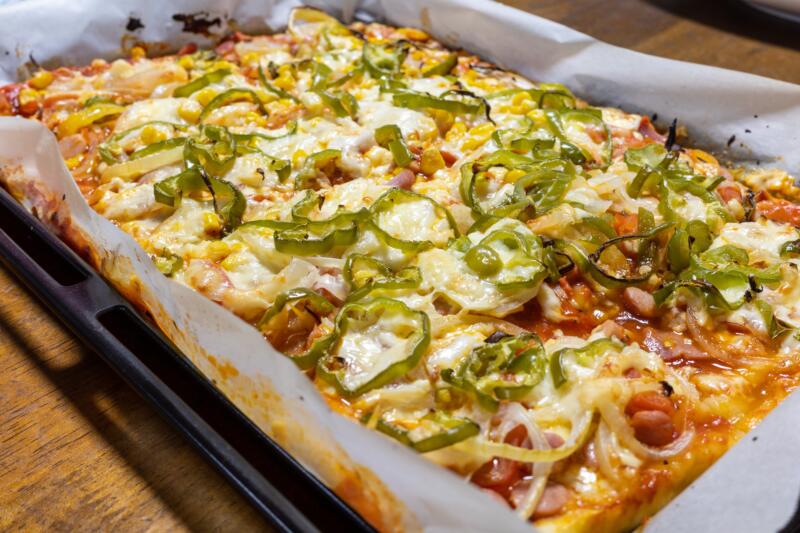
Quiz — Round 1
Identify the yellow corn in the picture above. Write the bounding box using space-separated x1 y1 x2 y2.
195 87 218 107
140 125 167 145
292 149 308 168
420 148 445 176
505 169 527 183
462 123 495 151
17 88 40 106
28 70 53 90
688 149 719 167
65 156 82 170
273 64 295 90
526 109 546 122
444 120 466 142
245 110 267 127
178 55 195 70
203 212 223 234
206 240 232 261
178 100 202 123
130 46 146 61
430 109 454 136
510 91 534 114
398 27 429 41
221 252 247 270
240 52 261 67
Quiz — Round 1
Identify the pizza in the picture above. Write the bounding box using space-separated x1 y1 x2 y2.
2 7 800 531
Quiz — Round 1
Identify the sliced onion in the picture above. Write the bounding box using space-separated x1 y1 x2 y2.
457 410 594 464
596 399 694 460
100 146 184 182
494 403 553 520
594 421 618 482
686 309 770 366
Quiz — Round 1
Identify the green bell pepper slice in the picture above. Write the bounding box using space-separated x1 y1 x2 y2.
152 251 184 276
273 209 367 256
173 68 231 98
343 254 422 301
464 228 548 290
363 40 409 79
257 288 336 369
422 53 458 77
551 338 621 388
295 149 341 189
392 89 484 115
129 137 188 160
315 89 359 118
374 124 413 167
153 167 246 232
559 223 673 289
99 121 188 164
780 238 800 258
57 101 125 137
317 297 430 397
546 108 611 168
441 332 547 412
376 411 479 453
257 65 298 102
199 88 268 122
368 188 459 252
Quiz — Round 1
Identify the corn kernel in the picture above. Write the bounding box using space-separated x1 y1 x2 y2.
211 60 237 71
420 148 445 176
505 169 526 183
254 88 277 105
203 212 223 234
365 146 394 168
273 64 295 90
240 52 261 66
398 27 429 41
65 156 82 169
178 55 195 70
29 70 53 90
195 87 218 107
244 111 267 127
130 46 146 61
688 149 719 167
140 125 167 145
221 252 246 270
462 123 495 150
430 109 454 136
178 100 202 123
511 91 532 105
292 149 308 168
206 240 231 261
109 58 134 77
18 88 40 106
526 109 545 122
445 121 467 143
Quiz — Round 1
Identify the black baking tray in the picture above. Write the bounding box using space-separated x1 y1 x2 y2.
0 185 376 533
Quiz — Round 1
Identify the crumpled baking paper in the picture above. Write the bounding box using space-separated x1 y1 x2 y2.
1 1 799 532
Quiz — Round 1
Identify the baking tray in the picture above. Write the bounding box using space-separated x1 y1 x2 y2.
0 184 376 533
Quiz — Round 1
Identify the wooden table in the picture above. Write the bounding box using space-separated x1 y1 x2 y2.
2 2 799 531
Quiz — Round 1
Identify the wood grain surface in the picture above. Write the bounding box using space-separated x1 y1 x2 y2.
1 1 799 531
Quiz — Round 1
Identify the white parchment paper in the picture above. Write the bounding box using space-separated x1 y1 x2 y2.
1 1 799 532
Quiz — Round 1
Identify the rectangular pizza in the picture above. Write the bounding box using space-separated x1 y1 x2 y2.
2 6 800 531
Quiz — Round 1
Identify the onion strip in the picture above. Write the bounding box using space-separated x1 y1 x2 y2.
497 404 553 520
456 410 594 464
596 400 694 460
100 146 184 182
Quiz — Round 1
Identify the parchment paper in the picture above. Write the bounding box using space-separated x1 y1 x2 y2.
1 1 799 532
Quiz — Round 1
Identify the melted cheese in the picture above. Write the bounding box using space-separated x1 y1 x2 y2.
710 219 799 265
